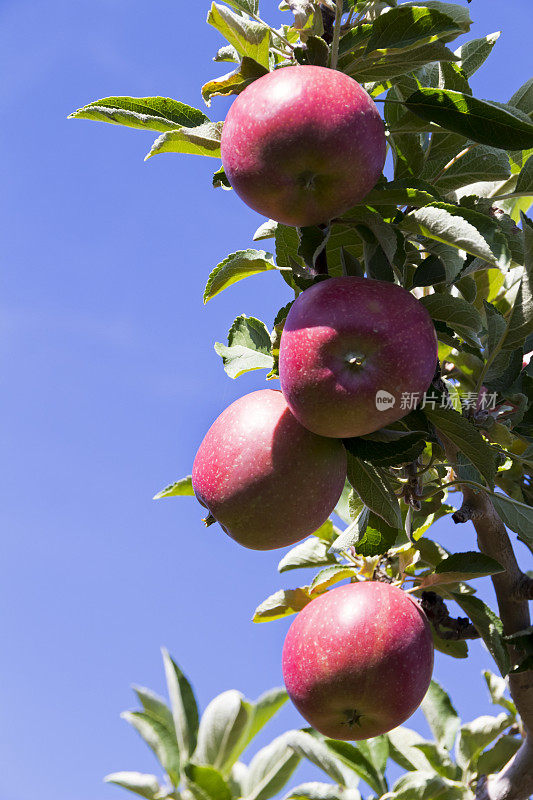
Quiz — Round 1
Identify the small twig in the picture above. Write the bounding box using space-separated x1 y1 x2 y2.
330 0 344 70
432 143 480 184
250 12 295 50
488 192 533 202
421 591 481 640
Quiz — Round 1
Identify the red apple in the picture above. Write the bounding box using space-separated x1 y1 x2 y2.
220 65 386 227
191 389 347 550
282 581 434 740
279 276 438 438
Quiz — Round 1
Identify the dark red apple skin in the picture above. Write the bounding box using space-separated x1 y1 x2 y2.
191 389 347 550
278 277 438 438
282 581 434 740
220 65 386 227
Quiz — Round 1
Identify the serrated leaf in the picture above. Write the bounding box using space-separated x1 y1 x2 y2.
204 250 276 303
202 57 268 105
420 294 483 339
309 565 359 593
365 6 464 56
207 3 270 68
421 680 460 752
121 711 181 783
105 772 160 799
423 405 497 486
449 594 510 676
346 455 402 528
215 315 273 379
184 765 232 800
252 588 312 623
278 536 337 573
476 735 521 777
69 96 209 131
402 202 510 268
488 493 533 547
455 713 513 770
254 220 278 241
404 89 533 150
162 649 199 760
146 122 223 160
454 33 500 79
194 690 251 773
245 733 301 800
153 475 194 500
275 225 302 268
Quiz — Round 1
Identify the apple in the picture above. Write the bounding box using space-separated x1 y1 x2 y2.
282 581 434 740
220 65 386 227
191 389 347 550
279 276 438 438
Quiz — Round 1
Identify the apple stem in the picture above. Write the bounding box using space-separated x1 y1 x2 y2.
330 0 343 70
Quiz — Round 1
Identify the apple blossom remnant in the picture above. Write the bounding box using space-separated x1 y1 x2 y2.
221 65 386 227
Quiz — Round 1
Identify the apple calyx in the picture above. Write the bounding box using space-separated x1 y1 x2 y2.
344 352 366 369
344 709 364 728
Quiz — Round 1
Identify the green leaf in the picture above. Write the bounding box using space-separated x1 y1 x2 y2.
484 302 506 358
202 57 268 105
278 536 338 573
283 783 361 800
207 3 270 68
402 202 511 268
353 512 399 557
254 219 278 241
324 739 388 796
387 727 434 773
421 680 460 752
194 690 251 773
423 405 497 486
348 42 459 84
420 294 483 339
162 649 199 760
245 733 301 800
309 565 359 593
285 731 351 786
502 215 533 350
346 455 402 529
145 122 223 160
343 430 426 468
68 96 209 132
244 688 289 749
413 743 457 780
433 146 510 194
105 772 160 799
431 626 468 659
275 225 302 268
404 88 533 150
363 181 440 208
476 735 521 777
365 6 465 56
455 713 513 770
213 165 231 189
133 685 175 732
226 0 259 14
483 672 516 715
357 736 389 777
153 475 194 500
509 77 533 116
454 33 500 79
449 594 510 676
489 493 533 547
434 552 503 578
401 1 471 31
184 765 232 800
388 770 450 800
215 315 273 379
515 154 533 193
204 250 276 303
253 588 312 623
328 509 369 555
121 711 181 783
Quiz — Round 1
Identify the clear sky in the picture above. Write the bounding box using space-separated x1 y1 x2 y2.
1 1 532 798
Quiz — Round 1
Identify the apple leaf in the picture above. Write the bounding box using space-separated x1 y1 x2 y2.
423 405 497 486
215 315 273 379
275 225 303 269
354 512 400 557
252 588 313 623
226 0 259 14
455 713 513 771
402 202 511 268
365 6 465 56
309 565 359 594
162 649 199 760
153 475 194 499
433 146 510 194
515 154 533 193
476 735 521 778
347 41 459 84
194 691 251 775
68 96 209 131
416 552 504 589
133 686 176 733
510 77 533 116
387 770 450 800
501 215 533 350
213 165 232 189
431 626 468 659
202 57 268 105
241 687 289 750
254 220 278 241
420 680 460 752
488 493 533 549
387 727 435 773
343 429 426 469
412 743 456 780
145 121 224 160
283 782 362 800
285 732 352 787
454 32 500 79
245 734 301 800
204 250 276 303
346 455 402 529
184 765 232 800
323 740 387 796
400 1 472 31
483 671 516 714
449 594 510 676
325 225 364 277
419 294 483 340
363 181 440 208
121 711 181 783
404 89 533 150
207 3 270 68
278 536 338 574
104 772 161 799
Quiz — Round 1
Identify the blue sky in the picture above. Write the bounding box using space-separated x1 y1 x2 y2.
1 1 532 798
